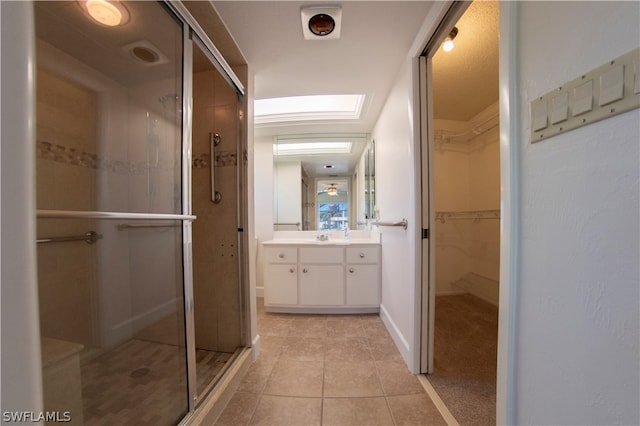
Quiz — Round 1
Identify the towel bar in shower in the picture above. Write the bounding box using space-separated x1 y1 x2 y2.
117 223 180 230
372 218 408 230
37 231 102 245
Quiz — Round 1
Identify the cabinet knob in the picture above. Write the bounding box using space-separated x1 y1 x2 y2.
303 268 308 273
349 268 355 273
289 268 295 273
278 253 285 258
359 252 365 258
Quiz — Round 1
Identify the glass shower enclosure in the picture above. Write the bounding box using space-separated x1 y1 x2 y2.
33 2 247 424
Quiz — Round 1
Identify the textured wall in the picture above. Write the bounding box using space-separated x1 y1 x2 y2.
513 2 639 424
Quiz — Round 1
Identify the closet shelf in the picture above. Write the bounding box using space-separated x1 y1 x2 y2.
435 209 500 223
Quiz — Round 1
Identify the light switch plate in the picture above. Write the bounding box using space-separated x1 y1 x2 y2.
530 47 640 143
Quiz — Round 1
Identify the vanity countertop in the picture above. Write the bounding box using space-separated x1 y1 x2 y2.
262 230 380 246
262 238 379 246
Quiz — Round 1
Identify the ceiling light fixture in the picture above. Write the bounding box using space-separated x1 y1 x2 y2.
442 26 458 52
79 0 129 27
301 6 342 40
327 185 338 196
309 13 335 36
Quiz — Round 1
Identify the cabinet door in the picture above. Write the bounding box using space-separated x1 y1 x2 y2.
299 265 344 306
346 264 380 306
264 264 298 305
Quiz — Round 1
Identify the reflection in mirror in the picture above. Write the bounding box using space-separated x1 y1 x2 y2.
317 179 349 230
273 134 371 231
365 139 376 222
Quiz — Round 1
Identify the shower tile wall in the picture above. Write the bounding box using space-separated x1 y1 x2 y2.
36 38 184 349
192 69 242 352
36 67 98 346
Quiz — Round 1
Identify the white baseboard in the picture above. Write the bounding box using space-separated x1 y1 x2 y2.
379 303 411 365
251 334 261 361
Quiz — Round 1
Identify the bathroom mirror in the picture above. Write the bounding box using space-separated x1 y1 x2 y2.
364 139 376 222
272 133 371 231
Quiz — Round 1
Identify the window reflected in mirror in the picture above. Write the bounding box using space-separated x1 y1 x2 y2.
317 179 349 230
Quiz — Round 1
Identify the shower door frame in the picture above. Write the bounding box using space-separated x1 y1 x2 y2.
165 0 249 416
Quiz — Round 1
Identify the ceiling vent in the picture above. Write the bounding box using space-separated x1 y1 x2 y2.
301 6 342 40
122 40 168 67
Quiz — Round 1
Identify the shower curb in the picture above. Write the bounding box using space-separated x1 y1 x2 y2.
182 347 254 425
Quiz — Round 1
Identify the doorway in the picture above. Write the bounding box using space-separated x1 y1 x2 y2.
419 2 500 424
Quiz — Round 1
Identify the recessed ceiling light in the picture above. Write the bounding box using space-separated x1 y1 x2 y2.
323 164 335 169
78 0 129 27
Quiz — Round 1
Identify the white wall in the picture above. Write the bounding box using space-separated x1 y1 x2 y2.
1 1 44 415
371 57 419 370
510 2 639 424
253 135 274 298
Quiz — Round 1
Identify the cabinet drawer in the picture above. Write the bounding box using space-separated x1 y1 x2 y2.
299 247 343 264
346 246 379 264
265 246 297 263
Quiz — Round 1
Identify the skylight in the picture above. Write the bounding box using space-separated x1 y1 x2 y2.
255 94 365 124
273 141 352 156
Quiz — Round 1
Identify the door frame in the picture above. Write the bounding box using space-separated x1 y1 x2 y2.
414 2 520 425
416 0 472 376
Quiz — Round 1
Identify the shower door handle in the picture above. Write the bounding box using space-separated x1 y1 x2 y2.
210 132 222 203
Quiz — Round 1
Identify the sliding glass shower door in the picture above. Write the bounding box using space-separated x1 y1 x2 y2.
34 2 189 424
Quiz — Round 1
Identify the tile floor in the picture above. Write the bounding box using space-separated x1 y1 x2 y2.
215 299 446 425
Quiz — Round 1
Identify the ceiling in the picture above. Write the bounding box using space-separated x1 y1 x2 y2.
432 1 499 121
213 1 499 177
34 1 499 178
34 1 181 87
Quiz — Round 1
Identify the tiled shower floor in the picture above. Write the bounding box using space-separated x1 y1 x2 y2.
215 299 446 426
80 324 233 425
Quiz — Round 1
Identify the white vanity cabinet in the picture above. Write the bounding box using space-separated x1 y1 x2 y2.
299 247 344 306
262 242 380 313
263 247 298 305
346 247 381 306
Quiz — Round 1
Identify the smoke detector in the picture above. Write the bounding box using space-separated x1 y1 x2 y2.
301 6 342 40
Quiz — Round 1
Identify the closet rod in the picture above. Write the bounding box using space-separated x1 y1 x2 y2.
436 112 499 140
